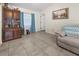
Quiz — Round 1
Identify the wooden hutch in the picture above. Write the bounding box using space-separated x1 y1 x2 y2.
2 4 22 42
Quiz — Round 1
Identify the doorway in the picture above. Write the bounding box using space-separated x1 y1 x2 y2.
40 14 45 31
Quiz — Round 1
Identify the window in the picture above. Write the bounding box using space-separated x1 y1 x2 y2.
24 13 31 30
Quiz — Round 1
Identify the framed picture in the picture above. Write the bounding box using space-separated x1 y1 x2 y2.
53 8 69 19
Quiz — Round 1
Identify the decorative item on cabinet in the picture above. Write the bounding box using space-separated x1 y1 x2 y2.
3 3 8 8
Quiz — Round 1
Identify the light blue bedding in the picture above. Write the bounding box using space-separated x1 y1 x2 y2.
64 26 79 38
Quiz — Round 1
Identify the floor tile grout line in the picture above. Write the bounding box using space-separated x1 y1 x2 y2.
27 33 75 56
32 35 57 47
29 36 50 56
0 31 76 56
24 35 49 56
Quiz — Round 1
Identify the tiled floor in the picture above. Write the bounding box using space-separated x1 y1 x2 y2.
0 31 76 56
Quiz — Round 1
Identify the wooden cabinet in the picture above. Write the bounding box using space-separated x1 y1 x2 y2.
13 9 21 39
2 29 13 42
13 28 21 39
13 9 20 20
2 6 22 42
3 7 12 19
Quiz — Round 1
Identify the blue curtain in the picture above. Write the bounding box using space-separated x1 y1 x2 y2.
20 12 24 34
30 13 36 32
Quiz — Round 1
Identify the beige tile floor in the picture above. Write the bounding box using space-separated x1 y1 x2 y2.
0 31 76 56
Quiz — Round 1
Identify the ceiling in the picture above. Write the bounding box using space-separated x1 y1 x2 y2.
9 3 53 11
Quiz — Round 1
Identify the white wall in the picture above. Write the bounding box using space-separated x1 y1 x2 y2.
41 3 79 34
0 4 2 45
